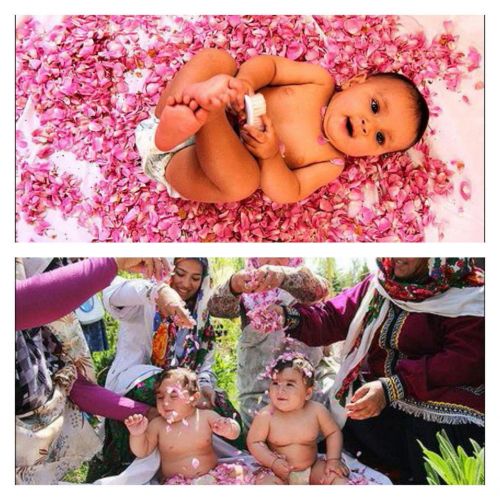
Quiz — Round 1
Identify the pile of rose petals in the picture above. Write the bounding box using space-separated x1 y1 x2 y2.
16 15 482 242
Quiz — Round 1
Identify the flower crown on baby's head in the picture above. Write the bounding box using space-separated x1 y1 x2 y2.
261 351 315 388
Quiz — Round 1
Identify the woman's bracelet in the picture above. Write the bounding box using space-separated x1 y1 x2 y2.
283 305 301 331
270 456 281 470
326 457 343 463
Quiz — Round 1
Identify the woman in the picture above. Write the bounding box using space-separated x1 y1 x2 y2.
95 258 241 479
208 258 336 431
15 257 167 485
277 258 484 484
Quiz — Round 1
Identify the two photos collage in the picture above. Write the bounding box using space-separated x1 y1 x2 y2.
12 3 489 495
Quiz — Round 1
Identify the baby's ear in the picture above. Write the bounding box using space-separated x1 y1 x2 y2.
340 72 368 91
305 386 314 400
189 391 201 405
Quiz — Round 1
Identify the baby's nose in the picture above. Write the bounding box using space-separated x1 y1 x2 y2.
361 118 369 135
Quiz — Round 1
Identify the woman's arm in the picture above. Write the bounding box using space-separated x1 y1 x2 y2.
207 279 241 318
16 258 118 330
286 276 372 346
69 374 151 420
279 266 329 304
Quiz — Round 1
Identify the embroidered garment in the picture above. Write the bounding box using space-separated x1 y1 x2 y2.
288 258 485 427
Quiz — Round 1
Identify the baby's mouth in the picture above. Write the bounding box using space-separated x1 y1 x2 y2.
346 117 353 137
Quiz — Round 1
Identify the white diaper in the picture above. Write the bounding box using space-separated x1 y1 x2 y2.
288 466 311 485
135 115 195 199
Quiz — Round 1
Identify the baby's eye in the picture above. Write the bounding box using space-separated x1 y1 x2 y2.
376 131 385 145
371 99 379 113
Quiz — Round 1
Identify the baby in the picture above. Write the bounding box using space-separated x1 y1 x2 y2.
247 353 349 485
124 367 241 484
136 48 429 204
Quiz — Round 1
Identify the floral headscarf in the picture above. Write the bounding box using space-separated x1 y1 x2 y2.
376 258 484 302
151 258 215 371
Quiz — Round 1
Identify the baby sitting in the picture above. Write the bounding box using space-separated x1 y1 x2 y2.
247 353 349 485
124 367 241 484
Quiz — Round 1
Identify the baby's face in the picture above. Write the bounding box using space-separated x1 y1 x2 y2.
269 367 312 412
323 77 418 157
156 378 197 423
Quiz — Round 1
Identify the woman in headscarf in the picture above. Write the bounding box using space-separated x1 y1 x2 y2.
15 257 169 484
208 258 335 431
94 258 240 480
275 258 484 484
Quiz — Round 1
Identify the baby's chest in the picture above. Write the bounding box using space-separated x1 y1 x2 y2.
263 86 332 167
269 415 318 445
159 424 211 453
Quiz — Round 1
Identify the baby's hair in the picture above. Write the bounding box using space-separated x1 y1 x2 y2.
272 353 315 388
369 72 430 148
154 367 200 395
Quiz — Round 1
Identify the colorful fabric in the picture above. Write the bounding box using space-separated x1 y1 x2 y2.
151 258 216 374
376 258 484 302
16 258 101 484
329 258 484 427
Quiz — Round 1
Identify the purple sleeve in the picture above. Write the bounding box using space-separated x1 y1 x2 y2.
69 374 150 420
288 275 372 347
16 258 118 330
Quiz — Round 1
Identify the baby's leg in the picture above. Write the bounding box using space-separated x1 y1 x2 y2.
253 471 286 485
310 459 349 485
154 49 237 151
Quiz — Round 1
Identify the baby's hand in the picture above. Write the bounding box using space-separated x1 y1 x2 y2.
228 77 254 113
321 458 350 484
240 115 280 160
124 414 149 436
212 417 240 439
271 456 291 481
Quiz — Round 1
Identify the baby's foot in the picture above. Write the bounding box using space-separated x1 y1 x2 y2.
155 104 209 152
183 74 236 111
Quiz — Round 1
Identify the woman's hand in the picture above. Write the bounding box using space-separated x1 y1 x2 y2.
240 115 280 160
345 381 387 420
198 385 216 409
251 265 286 291
156 286 196 328
115 258 170 281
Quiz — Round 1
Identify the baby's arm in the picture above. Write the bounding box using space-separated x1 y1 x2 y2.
124 414 159 458
236 55 333 93
261 156 343 203
247 408 290 480
241 116 343 203
207 411 241 440
316 405 349 478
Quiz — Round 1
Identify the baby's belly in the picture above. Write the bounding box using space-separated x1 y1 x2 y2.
271 442 317 471
160 447 217 479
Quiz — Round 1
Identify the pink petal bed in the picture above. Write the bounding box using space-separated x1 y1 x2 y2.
16 15 484 242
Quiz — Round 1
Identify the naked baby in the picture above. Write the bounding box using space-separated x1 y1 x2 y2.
246 353 349 485
136 48 429 204
124 367 241 484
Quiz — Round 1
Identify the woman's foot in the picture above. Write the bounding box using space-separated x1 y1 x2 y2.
154 104 209 152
